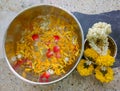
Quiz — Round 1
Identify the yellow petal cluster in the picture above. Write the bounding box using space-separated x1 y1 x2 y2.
96 55 115 66
95 66 114 83
77 59 94 76
84 48 99 61
77 48 115 83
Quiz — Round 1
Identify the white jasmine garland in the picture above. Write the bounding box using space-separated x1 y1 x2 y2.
87 22 112 55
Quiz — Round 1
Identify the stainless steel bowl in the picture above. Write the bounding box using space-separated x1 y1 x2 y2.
3 5 84 85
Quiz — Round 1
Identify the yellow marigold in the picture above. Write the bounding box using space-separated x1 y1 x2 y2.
84 48 99 61
96 55 115 66
95 66 114 83
77 59 94 76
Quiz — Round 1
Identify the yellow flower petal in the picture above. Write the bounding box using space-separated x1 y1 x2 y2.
95 66 114 83
84 48 99 61
96 55 115 66
77 59 94 76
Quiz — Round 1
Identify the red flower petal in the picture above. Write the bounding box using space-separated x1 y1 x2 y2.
54 35 60 42
43 72 50 79
48 48 51 52
53 46 60 53
46 49 53 58
13 59 27 70
32 34 39 41
39 72 50 82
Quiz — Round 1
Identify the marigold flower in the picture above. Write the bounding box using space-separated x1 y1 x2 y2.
77 59 94 76
84 48 99 61
95 66 114 83
96 55 115 66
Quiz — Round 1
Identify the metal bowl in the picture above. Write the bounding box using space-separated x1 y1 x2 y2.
3 5 84 85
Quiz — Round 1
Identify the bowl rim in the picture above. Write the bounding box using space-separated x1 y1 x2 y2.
3 4 84 85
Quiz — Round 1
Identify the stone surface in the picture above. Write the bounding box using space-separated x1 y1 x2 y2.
0 0 120 91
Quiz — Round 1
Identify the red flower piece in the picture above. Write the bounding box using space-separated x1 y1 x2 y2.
53 46 60 53
32 34 39 41
13 59 27 70
39 72 50 82
54 35 60 42
46 49 53 58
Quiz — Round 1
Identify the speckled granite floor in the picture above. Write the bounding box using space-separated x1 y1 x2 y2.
0 0 120 91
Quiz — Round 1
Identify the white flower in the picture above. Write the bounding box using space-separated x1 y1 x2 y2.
17 54 22 59
64 57 69 62
92 22 112 35
86 22 112 55
47 69 54 75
